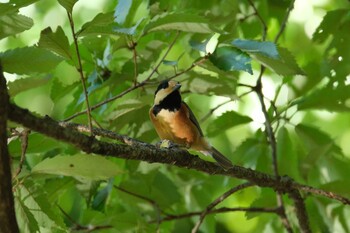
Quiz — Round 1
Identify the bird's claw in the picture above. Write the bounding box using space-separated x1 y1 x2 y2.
156 139 181 149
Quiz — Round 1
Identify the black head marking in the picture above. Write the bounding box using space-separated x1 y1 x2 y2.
155 80 169 95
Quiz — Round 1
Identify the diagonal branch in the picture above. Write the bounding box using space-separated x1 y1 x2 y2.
192 182 254 233
67 12 93 134
7 102 350 208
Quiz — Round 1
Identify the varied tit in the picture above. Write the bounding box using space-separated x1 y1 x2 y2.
149 80 233 169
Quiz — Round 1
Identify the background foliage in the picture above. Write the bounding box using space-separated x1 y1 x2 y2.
1 0 350 232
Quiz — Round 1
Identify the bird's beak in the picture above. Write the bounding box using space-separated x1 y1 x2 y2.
173 83 181 91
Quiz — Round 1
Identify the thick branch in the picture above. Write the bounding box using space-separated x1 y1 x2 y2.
0 63 19 233
7 102 350 208
289 190 311 233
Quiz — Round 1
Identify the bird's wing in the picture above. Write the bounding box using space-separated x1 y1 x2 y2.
181 102 204 137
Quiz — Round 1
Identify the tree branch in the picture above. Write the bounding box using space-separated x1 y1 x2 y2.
67 11 93 134
288 190 311 233
192 182 254 233
0 62 19 233
153 206 279 223
7 102 350 208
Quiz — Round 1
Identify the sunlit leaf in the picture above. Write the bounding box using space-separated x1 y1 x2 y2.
0 13 33 40
253 47 304 76
0 47 64 74
7 76 51 97
209 46 252 74
232 39 279 59
32 154 123 180
207 111 252 137
144 12 222 34
320 180 350 198
15 198 40 233
114 0 132 25
77 12 116 37
38 26 71 59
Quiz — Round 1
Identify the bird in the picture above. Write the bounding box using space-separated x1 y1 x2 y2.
149 80 233 169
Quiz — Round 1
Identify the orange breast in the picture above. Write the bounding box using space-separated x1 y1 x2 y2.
150 105 200 147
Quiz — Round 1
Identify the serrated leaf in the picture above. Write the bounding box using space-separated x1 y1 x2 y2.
114 0 132 25
232 39 279 59
253 47 304 76
0 47 64 74
38 26 71 59
77 12 115 37
32 154 123 180
0 13 33 40
144 12 222 34
209 46 252 74
7 76 51 97
296 85 350 112
58 0 78 13
207 111 252 137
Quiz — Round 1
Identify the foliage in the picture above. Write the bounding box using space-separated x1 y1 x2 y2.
1 0 350 232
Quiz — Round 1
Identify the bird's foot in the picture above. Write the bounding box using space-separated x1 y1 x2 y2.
156 139 182 149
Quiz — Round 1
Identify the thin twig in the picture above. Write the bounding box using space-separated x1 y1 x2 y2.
200 99 233 122
57 204 112 232
12 129 30 179
246 0 268 40
295 183 350 205
130 38 138 86
151 206 279 223
114 185 162 231
191 182 254 233
274 0 295 43
67 12 93 135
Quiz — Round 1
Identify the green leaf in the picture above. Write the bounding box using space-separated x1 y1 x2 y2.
320 180 350 198
0 47 64 74
77 12 115 37
207 111 252 137
113 17 145 36
32 154 123 180
0 13 33 40
144 12 222 34
252 47 304 76
277 127 300 180
15 198 40 233
312 9 349 43
295 124 342 154
296 85 350 112
7 76 51 97
38 27 71 59
58 0 78 13
232 39 279 59
114 0 133 25
209 46 252 74
0 0 40 15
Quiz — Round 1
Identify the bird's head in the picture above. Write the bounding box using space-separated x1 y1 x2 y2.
154 80 181 105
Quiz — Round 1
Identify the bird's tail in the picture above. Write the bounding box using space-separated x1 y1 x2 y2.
209 147 233 170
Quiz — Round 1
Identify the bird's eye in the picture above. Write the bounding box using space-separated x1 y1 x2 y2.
155 80 169 95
